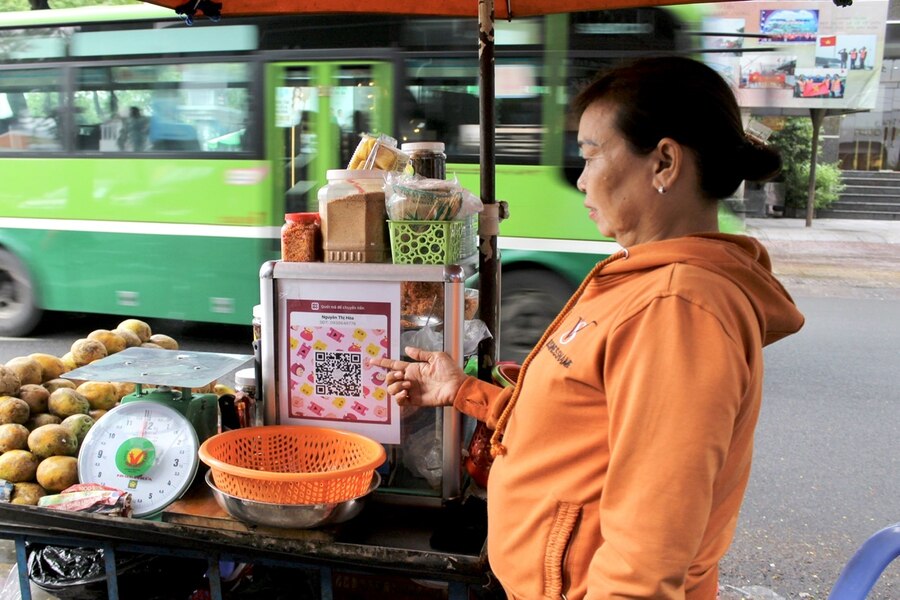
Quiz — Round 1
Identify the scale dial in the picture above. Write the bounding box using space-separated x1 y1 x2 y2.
78 400 200 518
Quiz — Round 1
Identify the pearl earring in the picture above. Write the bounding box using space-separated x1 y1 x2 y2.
657 185 666 194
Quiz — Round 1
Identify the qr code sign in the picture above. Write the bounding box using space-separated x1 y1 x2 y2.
314 351 362 397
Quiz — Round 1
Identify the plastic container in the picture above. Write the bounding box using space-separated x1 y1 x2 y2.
281 212 320 262
251 304 262 341
317 169 388 263
388 219 463 265
198 425 387 504
234 367 258 426
401 141 446 180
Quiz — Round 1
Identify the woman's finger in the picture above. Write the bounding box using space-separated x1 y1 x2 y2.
371 356 409 371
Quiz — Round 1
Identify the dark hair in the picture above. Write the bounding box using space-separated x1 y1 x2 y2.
573 56 782 200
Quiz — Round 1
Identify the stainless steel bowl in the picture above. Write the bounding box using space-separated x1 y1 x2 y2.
205 470 380 529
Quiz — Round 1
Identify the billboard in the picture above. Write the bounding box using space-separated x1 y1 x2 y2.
697 0 888 110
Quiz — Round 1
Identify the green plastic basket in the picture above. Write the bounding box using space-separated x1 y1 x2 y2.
389 220 463 264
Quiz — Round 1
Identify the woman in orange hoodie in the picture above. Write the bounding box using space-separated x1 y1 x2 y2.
376 56 804 600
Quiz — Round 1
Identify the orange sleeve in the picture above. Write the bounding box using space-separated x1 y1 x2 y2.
452 376 514 430
585 295 751 599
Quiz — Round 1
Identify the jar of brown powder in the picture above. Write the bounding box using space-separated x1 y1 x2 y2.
318 169 388 263
281 212 320 262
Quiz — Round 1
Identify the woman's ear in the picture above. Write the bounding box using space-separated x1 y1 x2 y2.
653 137 683 191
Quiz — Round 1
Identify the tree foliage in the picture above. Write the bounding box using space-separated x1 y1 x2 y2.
768 117 844 210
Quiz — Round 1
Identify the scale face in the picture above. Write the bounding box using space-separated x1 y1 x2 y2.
78 400 199 518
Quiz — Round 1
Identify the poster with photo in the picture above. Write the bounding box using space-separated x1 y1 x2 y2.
739 55 796 89
277 280 401 444
760 9 819 43
701 17 746 53
815 34 877 71
792 68 846 100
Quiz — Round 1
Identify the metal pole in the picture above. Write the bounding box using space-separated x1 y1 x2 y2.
477 0 499 380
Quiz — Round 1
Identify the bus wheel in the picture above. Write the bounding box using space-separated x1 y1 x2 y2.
500 269 574 364
0 248 42 337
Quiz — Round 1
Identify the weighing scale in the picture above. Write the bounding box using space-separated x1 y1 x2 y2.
63 347 253 518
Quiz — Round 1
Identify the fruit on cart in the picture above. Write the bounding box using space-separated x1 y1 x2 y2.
47 388 90 419
113 327 142 348
59 352 78 372
18 384 49 414
88 409 108 422
0 449 39 483
149 333 178 350
10 482 46 505
43 378 75 394
61 414 94 446
36 455 78 493
117 318 152 343
87 329 128 355
0 423 29 452
25 413 61 430
27 353 66 382
0 396 30 425
28 424 78 459
0 366 21 396
70 338 108 367
113 382 135 400
140 342 163 349
76 381 118 411
5 356 42 386
213 383 236 396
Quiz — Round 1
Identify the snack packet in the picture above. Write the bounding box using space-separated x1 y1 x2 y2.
348 133 410 173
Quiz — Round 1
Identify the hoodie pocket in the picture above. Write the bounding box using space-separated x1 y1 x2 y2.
543 501 582 600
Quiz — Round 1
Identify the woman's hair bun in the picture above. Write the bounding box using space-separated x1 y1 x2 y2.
737 138 783 183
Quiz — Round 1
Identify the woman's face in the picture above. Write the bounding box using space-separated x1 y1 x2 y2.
576 101 657 247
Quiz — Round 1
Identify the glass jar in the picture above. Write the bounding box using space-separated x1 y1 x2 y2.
234 367 259 427
401 141 446 180
251 304 262 342
281 212 320 262
317 169 388 263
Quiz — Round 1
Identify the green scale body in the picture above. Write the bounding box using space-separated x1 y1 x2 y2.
121 384 218 444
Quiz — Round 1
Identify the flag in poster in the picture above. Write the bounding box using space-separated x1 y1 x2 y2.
820 35 837 47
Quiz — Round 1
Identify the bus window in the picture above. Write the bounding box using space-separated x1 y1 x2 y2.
278 67 319 213
0 68 62 152
75 63 252 154
403 57 544 164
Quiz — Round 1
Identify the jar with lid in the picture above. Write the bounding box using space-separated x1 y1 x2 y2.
400 142 446 180
281 212 320 262
317 169 388 263
233 367 259 427
251 304 262 342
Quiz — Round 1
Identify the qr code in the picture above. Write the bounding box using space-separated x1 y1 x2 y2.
314 351 362 397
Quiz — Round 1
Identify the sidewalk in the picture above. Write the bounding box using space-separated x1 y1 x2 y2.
743 217 900 244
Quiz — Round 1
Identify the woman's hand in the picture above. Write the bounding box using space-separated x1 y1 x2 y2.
372 346 466 407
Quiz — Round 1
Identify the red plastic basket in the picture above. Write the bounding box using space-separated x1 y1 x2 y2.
198 425 386 504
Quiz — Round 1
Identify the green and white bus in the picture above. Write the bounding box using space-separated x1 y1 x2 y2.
0 4 732 361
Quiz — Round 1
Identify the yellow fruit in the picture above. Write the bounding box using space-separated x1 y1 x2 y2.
25 413 61 430
117 318 152 342
87 329 127 355
0 366 21 396
193 380 216 394
70 338 108 367
27 424 78 459
0 450 39 483
76 381 118 411
88 409 108 421
61 414 94 446
59 353 78 373
113 328 142 348
43 378 76 394
47 388 90 419
148 334 178 350
18 384 49 414
28 353 66 382
10 482 46 506
5 357 42 386
36 456 79 493
0 396 30 425
0 423 29 452
140 342 163 349
213 384 235 396
113 382 135 400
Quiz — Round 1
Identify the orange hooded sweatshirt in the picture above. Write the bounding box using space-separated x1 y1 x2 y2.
453 234 804 600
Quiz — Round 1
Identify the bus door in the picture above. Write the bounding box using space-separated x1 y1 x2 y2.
269 61 394 215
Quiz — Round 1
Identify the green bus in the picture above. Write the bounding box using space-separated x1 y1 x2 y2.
0 4 731 362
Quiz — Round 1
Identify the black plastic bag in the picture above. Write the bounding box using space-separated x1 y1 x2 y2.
27 544 206 600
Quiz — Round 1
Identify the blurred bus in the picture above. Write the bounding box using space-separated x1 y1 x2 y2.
0 4 726 361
